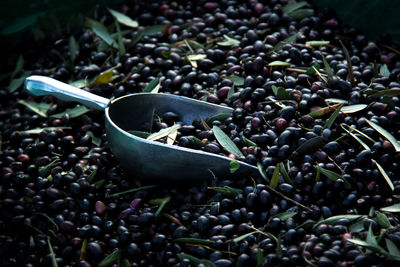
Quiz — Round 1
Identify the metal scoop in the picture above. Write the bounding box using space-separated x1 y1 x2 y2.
24 75 260 182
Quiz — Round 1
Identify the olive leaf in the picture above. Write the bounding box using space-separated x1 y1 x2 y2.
306 40 330 46
316 165 351 189
147 124 181 141
127 130 151 139
272 85 291 100
230 160 240 173
129 24 165 47
325 98 348 104
98 249 121 267
321 54 333 78
269 163 280 189
349 221 365 233
217 34 240 46
308 103 342 117
341 104 367 114
339 40 356 86
366 119 400 152
227 85 235 99
380 64 390 78
18 100 51 118
143 78 160 93
257 161 269 183
323 103 344 129
90 69 114 88
80 239 87 260
85 18 117 48
279 162 294 185
186 54 207 68
289 9 313 20
242 135 258 147
314 214 362 227
107 185 157 198
340 124 371 151
206 113 231 125
47 238 58 267
376 212 393 229
366 89 400 97
69 36 78 64
269 61 290 67
294 136 324 155
18 127 71 135
381 203 400 213
149 197 170 217
212 125 244 158
50 105 89 119
373 160 394 191
270 32 300 53
187 40 205 50
273 211 297 221
39 159 60 177
386 238 400 255
281 1 307 14
108 8 138 28
208 186 242 197
233 231 257 243
226 75 244 86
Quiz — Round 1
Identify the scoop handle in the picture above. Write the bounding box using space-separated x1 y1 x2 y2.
24 75 110 111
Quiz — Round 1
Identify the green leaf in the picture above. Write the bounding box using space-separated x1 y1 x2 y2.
366 89 400 97
108 8 138 28
270 33 300 53
386 238 400 255
90 69 114 88
69 36 78 64
366 119 400 152
308 103 342 117
349 221 365 233
0 13 43 35
190 136 205 148
107 185 157 198
9 76 27 92
12 54 24 77
381 203 400 213
115 20 126 56
242 135 258 147
323 103 344 129
380 64 390 78
257 161 269 183
340 124 371 151
213 125 243 157
18 127 71 135
186 54 207 68
85 18 117 48
289 9 313 20
130 25 164 47
271 85 291 100
279 162 294 185
98 249 121 267
87 168 98 183
217 34 240 46
233 231 257 243
177 253 216 267
230 160 240 173
256 248 264 267
39 159 59 177
306 40 330 46
80 239 87 260
374 160 394 191
341 104 367 114
325 98 348 104
227 85 235 99
206 113 231 125
346 238 386 254
339 40 356 86
321 54 333 78
70 79 87 89
149 197 170 217
269 163 280 189
366 224 378 246
50 105 89 119
376 212 392 229
317 166 351 189
86 131 101 146
18 100 51 118
314 214 362 227
36 212 59 231
173 238 215 245
147 124 181 141
225 75 244 86
294 136 325 155
208 186 243 197
273 211 297 221
268 61 291 67
281 1 307 14
187 40 205 50
143 78 161 93
47 238 58 267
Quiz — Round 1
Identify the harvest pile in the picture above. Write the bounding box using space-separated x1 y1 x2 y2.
1 0 400 266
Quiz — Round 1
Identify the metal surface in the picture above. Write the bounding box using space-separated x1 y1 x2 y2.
25 75 261 182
